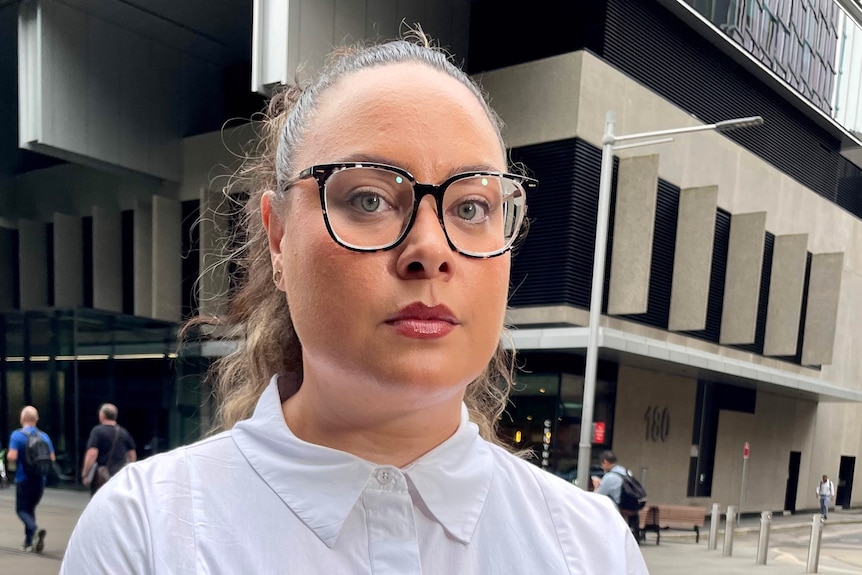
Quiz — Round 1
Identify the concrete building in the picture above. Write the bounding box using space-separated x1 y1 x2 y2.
1 0 862 517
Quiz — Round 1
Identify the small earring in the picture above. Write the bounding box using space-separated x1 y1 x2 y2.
272 269 282 286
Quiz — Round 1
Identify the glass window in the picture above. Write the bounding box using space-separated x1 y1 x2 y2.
500 359 618 486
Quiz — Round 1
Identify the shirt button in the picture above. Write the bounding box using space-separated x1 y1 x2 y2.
374 468 394 484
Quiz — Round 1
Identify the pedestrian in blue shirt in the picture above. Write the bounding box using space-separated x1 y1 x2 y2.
7 405 55 553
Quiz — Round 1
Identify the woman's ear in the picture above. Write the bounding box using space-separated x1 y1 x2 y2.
261 191 284 265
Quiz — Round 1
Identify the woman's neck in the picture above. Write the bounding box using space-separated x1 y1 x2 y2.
280 374 464 468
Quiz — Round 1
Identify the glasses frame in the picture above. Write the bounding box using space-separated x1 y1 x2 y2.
284 161 536 259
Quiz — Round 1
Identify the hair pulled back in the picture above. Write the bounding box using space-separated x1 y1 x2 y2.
207 35 517 447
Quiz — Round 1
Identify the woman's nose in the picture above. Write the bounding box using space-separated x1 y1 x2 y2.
395 196 456 280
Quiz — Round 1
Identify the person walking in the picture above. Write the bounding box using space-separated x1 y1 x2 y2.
594 450 643 539
7 405 55 553
81 403 137 495
816 474 835 519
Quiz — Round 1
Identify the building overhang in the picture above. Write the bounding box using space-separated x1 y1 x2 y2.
656 0 862 168
508 326 862 404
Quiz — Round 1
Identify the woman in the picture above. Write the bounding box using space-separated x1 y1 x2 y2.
61 37 647 574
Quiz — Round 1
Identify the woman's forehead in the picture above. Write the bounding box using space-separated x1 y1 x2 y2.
293 62 505 175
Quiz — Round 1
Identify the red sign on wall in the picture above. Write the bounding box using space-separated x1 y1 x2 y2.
593 421 606 444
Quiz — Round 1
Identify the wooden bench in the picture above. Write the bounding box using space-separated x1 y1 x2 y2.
638 504 707 544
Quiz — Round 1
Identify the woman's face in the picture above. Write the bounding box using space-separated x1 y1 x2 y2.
265 62 510 406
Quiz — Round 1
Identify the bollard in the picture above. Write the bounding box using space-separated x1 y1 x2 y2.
722 505 736 557
708 503 720 550
806 514 824 573
755 511 771 565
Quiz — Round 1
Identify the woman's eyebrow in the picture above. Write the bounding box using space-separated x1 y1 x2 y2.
334 154 505 178
336 153 390 164
450 163 504 175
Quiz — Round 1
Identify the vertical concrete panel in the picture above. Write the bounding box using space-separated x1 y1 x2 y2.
18 219 48 310
53 213 83 308
198 188 230 319
92 207 122 313
152 196 182 322
720 212 766 344
0 228 16 310
801 253 844 366
134 202 153 317
668 186 718 331
763 234 808 356
607 154 659 315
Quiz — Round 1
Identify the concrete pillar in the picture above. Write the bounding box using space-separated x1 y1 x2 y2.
53 213 83 308
92 207 123 313
134 201 153 317
18 219 49 310
151 196 182 322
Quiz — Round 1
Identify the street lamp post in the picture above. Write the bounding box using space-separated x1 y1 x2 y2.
575 112 764 489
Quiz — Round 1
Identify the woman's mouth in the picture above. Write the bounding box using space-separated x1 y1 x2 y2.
385 303 459 339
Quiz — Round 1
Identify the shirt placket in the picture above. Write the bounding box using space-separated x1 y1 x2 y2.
362 467 422 575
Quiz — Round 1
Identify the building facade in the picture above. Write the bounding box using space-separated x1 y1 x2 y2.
2 0 862 515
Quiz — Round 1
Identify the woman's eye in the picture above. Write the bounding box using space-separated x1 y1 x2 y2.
349 192 389 213
456 200 489 221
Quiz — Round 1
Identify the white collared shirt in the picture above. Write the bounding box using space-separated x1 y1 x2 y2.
818 480 835 497
61 376 648 574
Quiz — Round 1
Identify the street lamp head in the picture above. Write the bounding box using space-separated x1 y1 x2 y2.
714 116 764 132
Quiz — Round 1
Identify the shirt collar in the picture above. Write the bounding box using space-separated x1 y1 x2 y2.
232 376 494 547
402 406 494 544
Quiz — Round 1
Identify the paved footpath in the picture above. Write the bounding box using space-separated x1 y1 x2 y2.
0 487 87 575
641 509 862 574
1 486 861 574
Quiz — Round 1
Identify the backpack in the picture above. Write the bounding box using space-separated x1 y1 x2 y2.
612 469 647 511
23 430 53 477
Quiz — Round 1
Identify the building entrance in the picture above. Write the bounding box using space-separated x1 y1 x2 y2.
837 456 856 509
784 450 801 513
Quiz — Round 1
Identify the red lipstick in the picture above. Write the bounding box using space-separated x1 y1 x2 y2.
385 302 459 339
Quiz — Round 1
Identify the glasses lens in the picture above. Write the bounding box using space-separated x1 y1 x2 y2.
442 175 527 256
323 167 414 249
